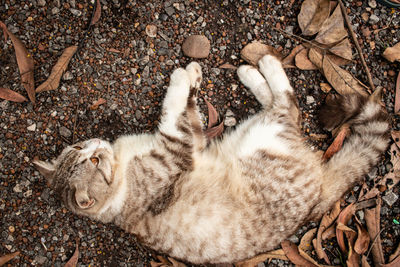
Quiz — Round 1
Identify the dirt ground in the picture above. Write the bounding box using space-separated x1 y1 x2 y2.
0 0 399 266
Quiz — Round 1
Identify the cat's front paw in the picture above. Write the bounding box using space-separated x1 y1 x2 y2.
237 65 266 89
258 54 282 73
170 68 191 88
186 62 202 88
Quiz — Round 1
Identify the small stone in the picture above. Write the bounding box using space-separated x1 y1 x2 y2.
182 35 210 58
13 183 23 193
69 8 82 16
306 96 315 105
62 71 74 80
368 0 377 8
369 14 379 24
51 7 59 15
24 189 32 198
34 255 48 265
8 225 15 233
382 191 399 206
27 123 36 131
38 0 46 7
165 6 175 16
288 234 299 244
145 24 157 38
59 126 72 138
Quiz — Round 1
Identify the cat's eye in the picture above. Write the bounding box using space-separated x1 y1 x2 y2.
73 146 82 150
90 157 99 166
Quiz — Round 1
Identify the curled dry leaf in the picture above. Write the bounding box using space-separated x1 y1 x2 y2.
315 4 348 45
389 242 400 262
364 198 385 266
0 251 20 266
298 0 331 36
0 87 28 102
240 41 282 65
90 0 102 26
395 72 400 114
64 240 79 267
354 222 370 255
322 125 350 161
299 228 317 253
204 98 218 129
204 122 224 139
281 240 318 267
36 45 78 93
295 48 318 70
282 45 305 68
322 56 368 96
0 21 35 103
168 257 187 267
383 42 400 63
316 201 341 263
329 38 352 61
336 203 356 253
219 63 237 69
234 249 288 267
344 229 359 267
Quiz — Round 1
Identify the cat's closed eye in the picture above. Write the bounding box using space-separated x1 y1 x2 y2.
73 146 83 150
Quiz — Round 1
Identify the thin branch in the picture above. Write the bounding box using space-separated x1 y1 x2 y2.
338 0 375 91
271 26 328 51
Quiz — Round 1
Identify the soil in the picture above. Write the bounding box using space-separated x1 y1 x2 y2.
0 0 399 266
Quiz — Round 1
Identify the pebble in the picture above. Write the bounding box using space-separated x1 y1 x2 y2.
182 35 210 58
369 14 379 24
59 126 72 138
306 96 315 105
165 6 175 16
37 0 46 7
224 109 237 127
145 24 157 38
27 123 36 131
382 191 399 206
69 8 82 16
51 7 59 15
63 71 74 80
368 0 377 8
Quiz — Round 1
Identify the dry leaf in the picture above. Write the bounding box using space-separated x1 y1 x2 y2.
381 256 400 267
354 222 370 255
389 242 400 262
64 240 79 267
235 249 289 267
0 87 28 102
383 42 400 63
322 56 368 96
0 251 20 266
315 200 341 264
344 229 359 267
336 203 356 253
395 72 400 114
361 255 372 267
295 48 318 70
90 98 106 110
320 83 332 93
298 0 331 36
282 45 305 68
323 125 350 160
168 257 187 267
219 63 237 69
315 5 348 45
299 228 317 253
329 38 352 61
364 198 385 266
204 122 224 139
36 45 78 93
281 240 318 267
321 225 336 240
0 21 35 103
204 98 218 129
241 41 282 65
90 0 101 26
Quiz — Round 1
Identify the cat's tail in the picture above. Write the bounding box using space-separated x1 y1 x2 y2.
312 90 390 218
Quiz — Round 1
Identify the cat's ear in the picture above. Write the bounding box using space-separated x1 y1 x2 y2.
33 160 56 186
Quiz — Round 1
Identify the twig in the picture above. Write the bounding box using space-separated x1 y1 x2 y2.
338 0 375 91
72 104 80 144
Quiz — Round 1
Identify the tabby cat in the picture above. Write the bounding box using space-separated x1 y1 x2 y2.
33 55 389 264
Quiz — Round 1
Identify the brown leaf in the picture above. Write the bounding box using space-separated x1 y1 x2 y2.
241 41 282 65
336 203 356 253
323 125 350 160
344 229 360 267
315 4 348 45
308 47 351 70
389 242 400 263
322 55 368 96
381 255 400 267
0 21 35 103
235 249 289 267
64 240 79 267
361 255 372 267
315 200 341 263
383 42 400 63
298 0 331 36
354 222 370 255
90 0 101 26
90 98 106 110
395 72 400 114
204 122 224 139
282 45 305 68
299 228 317 253
329 38 352 61
204 98 218 128
364 197 385 266
0 251 20 266
320 82 332 93
168 257 187 267
0 87 28 102
281 240 318 267
295 48 318 70
321 224 336 240
36 45 78 93
219 63 237 69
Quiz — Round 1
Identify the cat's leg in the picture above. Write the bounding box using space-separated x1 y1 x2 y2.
237 65 273 109
185 62 207 152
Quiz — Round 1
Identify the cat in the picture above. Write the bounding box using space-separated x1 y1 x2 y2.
33 55 389 264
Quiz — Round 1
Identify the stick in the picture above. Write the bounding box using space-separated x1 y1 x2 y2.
338 0 376 91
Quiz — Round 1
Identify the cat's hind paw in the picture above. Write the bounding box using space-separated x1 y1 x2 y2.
169 68 191 88
237 65 266 90
186 62 202 89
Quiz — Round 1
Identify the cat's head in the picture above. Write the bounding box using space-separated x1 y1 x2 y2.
33 138 117 218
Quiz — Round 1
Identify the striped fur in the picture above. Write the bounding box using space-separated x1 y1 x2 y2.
34 56 389 264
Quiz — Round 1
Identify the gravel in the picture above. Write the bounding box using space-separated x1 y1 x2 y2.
0 0 399 266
